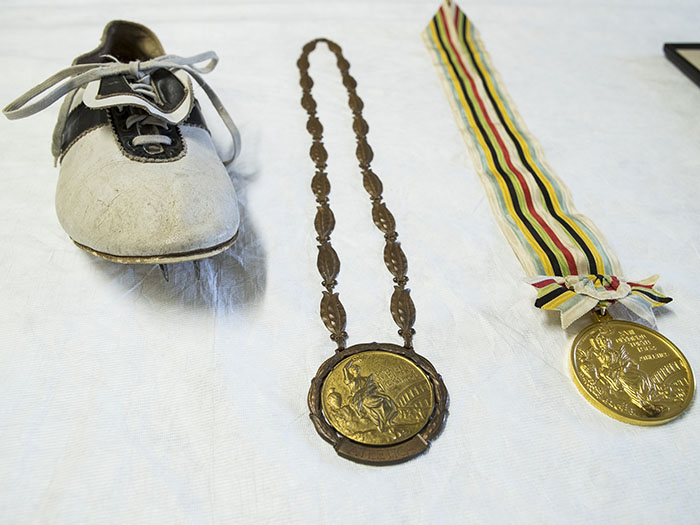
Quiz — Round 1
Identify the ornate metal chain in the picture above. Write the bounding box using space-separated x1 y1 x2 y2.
297 38 416 352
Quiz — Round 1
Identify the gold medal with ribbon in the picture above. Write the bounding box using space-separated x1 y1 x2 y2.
423 0 694 424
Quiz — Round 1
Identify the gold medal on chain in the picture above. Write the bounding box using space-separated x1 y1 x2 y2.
298 39 447 464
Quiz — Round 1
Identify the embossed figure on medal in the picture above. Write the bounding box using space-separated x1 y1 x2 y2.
299 39 447 465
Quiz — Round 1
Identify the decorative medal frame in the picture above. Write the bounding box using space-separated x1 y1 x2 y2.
309 342 448 465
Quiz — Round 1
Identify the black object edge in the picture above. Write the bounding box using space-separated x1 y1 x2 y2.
664 43 700 89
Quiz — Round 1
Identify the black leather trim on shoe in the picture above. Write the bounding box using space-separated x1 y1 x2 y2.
60 103 109 156
95 70 188 113
96 75 132 98
59 99 209 163
108 106 186 163
183 102 209 132
151 69 187 112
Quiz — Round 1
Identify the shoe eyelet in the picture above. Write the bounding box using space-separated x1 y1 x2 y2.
129 139 164 155
144 144 164 155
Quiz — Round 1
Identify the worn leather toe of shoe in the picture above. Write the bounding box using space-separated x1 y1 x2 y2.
56 124 239 263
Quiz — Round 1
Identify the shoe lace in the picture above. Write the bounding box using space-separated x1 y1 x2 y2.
2 52 241 165
101 56 174 154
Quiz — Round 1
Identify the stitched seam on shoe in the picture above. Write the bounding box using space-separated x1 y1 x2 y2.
72 230 239 263
59 124 109 163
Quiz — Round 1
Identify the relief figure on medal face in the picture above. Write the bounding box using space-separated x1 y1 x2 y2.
577 328 676 417
324 357 432 444
344 359 398 433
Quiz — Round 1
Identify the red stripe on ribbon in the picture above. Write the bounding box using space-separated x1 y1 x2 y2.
628 281 654 289
439 6 578 275
531 278 558 288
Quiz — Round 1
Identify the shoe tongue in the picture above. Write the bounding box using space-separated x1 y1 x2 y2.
82 68 194 124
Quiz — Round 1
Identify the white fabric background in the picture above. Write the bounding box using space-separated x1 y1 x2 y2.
1 0 699 522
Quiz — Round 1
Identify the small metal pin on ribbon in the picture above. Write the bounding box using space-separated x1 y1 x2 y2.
527 274 672 329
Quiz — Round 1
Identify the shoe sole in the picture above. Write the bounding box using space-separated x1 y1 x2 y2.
71 230 239 264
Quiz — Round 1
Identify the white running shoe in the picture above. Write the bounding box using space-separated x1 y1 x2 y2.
3 20 241 264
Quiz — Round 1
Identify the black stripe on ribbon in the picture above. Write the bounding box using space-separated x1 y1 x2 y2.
432 16 563 276
458 11 600 275
632 289 672 304
534 286 570 308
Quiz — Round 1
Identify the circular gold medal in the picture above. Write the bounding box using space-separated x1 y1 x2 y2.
571 316 694 425
321 350 434 445
309 343 447 465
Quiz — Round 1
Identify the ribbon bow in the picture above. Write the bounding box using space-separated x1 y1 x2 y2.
527 274 671 328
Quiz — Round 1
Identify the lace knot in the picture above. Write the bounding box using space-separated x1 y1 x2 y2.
128 60 142 79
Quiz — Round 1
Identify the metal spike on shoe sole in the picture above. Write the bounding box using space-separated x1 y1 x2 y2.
159 264 170 282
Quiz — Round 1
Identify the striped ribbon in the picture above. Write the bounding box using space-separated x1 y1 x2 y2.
423 0 671 327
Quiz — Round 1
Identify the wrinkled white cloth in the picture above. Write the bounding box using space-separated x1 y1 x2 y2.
1 0 699 523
